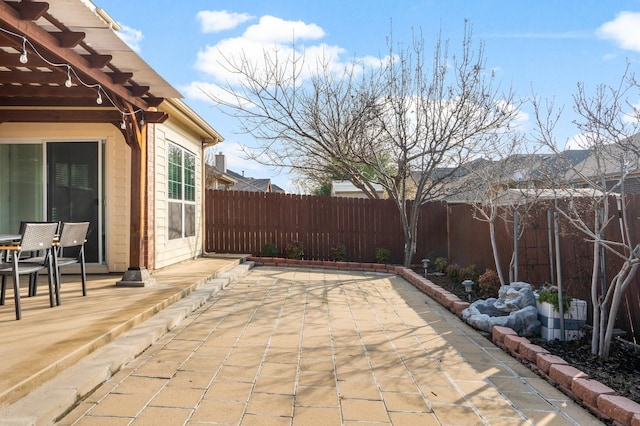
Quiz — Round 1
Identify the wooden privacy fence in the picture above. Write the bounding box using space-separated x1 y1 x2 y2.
205 190 448 264
205 189 640 342
447 198 640 343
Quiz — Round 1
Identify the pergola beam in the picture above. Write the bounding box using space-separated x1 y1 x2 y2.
0 96 165 108
0 1 150 110
11 1 48 20
0 109 168 123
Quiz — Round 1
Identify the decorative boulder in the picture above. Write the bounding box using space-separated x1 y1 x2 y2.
462 282 541 336
493 282 537 312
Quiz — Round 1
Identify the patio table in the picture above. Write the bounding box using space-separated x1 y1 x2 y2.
0 234 21 243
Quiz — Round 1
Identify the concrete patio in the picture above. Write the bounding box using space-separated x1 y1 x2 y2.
0 254 248 412
0 264 602 425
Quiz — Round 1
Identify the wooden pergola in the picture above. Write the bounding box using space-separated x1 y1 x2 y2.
0 0 179 274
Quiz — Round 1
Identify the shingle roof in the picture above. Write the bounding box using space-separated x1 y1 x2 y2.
226 170 273 192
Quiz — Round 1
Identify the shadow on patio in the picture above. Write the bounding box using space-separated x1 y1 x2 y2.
0 254 247 409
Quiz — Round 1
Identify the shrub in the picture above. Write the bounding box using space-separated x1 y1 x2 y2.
478 269 501 298
445 263 461 283
330 244 348 261
434 257 448 273
538 289 573 313
261 243 278 257
376 247 391 264
460 264 481 282
285 240 304 259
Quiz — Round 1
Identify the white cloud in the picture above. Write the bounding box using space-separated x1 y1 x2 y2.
495 100 530 125
116 25 143 53
243 15 324 43
596 11 640 52
564 133 589 150
564 132 614 150
197 10 254 33
193 14 356 87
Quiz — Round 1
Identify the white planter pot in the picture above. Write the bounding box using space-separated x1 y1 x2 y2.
536 298 587 341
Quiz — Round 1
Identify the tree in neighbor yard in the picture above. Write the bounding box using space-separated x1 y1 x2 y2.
204 23 522 267
453 135 540 287
532 67 640 360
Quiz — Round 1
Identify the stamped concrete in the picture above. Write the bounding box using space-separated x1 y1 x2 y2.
45 266 603 425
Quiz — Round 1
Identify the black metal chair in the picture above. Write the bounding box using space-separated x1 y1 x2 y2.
53 222 90 304
0 222 59 320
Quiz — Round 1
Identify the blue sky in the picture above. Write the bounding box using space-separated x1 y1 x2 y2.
95 1 640 192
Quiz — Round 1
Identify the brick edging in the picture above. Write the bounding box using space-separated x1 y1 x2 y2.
249 257 640 426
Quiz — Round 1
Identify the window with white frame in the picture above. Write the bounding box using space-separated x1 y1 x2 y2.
168 143 196 239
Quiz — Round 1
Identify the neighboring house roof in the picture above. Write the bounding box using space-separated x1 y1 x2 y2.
271 183 286 193
205 163 237 188
567 135 640 184
226 169 273 192
442 150 592 204
206 153 282 193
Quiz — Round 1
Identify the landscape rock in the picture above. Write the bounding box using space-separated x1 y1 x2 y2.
462 282 541 336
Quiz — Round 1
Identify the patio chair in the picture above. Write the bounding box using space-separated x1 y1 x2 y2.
53 222 90 303
0 222 59 320
16 221 60 297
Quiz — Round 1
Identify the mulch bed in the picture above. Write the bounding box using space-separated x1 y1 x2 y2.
422 271 640 405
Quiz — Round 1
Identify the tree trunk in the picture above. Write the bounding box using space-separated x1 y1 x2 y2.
590 240 601 355
602 261 639 360
489 218 507 286
403 201 421 268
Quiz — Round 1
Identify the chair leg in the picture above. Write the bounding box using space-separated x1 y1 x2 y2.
52 253 60 307
80 247 86 297
1 275 6 305
12 257 21 320
29 273 37 297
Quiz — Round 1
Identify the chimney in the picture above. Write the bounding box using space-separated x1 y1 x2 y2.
215 152 226 173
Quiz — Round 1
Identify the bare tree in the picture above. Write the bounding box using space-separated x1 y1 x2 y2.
205 24 522 267
532 67 640 360
454 135 537 286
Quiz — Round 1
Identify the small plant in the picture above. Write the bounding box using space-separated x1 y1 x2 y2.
285 240 304 260
460 264 481 282
261 243 278 257
330 244 348 261
538 289 573 314
445 263 461 283
375 247 391 264
478 269 501 298
434 257 448 273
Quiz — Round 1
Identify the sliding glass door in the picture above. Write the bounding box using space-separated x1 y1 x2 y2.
47 142 101 263
0 141 103 263
0 144 44 233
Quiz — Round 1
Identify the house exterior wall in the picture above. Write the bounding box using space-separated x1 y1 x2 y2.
606 176 640 194
1 116 208 273
152 119 204 269
0 122 130 272
331 180 385 199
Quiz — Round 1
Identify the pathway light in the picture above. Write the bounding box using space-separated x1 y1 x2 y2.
462 279 475 302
